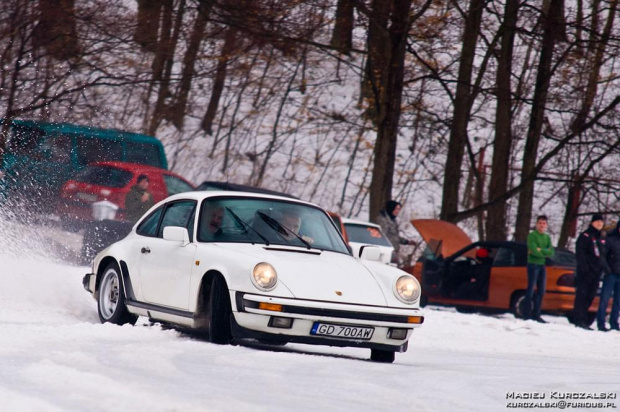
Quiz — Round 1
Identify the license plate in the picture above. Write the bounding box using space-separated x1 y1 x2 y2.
310 322 374 340
76 192 98 202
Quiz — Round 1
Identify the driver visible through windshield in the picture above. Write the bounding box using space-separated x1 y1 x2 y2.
196 197 350 254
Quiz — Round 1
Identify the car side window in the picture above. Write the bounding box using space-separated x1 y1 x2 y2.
136 206 164 237
157 200 197 238
163 174 194 196
494 247 516 267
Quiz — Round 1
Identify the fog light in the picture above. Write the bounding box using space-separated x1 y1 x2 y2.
388 328 408 340
269 316 293 329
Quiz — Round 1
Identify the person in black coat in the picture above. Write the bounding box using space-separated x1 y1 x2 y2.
572 214 608 330
597 220 620 331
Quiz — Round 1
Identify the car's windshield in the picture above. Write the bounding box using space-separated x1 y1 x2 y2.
197 197 349 254
344 223 392 247
73 166 133 188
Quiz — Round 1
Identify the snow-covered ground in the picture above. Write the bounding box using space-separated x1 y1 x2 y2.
1 219 619 412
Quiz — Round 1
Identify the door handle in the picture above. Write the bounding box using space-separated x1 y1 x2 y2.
141 247 151 254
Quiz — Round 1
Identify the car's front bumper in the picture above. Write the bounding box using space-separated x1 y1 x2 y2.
83 273 95 294
232 292 424 351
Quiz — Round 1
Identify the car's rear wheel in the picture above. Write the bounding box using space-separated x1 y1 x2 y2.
208 275 233 344
370 349 395 363
510 291 526 319
97 263 137 325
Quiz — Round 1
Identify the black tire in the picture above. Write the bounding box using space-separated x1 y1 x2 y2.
370 349 395 363
510 291 526 319
456 306 477 314
97 263 138 325
208 275 233 344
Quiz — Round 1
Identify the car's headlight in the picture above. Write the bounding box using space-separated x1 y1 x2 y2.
394 275 420 304
252 262 278 291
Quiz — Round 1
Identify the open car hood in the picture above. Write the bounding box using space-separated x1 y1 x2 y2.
411 219 474 258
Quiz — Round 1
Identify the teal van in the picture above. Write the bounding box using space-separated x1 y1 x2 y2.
0 120 168 204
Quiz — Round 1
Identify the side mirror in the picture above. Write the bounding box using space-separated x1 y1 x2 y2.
163 226 190 246
359 245 381 261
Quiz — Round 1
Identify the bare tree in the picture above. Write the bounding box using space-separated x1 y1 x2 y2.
514 0 567 241
485 0 519 241
439 0 485 222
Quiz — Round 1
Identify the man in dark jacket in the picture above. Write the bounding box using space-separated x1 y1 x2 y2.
572 214 607 330
125 174 154 222
598 220 620 331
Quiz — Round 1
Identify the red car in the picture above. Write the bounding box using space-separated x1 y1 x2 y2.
57 161 195 224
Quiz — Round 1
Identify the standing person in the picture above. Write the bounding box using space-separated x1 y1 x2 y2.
524 215 554 323
125 174 154 222
572 214 607 330
597 220 620 331
376 200 414 259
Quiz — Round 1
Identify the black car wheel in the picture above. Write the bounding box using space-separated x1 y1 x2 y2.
208 275 233 344
370 349 395 363
510 291 527 319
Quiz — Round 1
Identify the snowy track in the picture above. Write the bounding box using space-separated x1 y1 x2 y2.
1 221 619 411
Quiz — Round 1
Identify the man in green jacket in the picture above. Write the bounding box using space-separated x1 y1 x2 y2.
524 215 554 322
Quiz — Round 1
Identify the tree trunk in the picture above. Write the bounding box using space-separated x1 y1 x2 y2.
147 0 177 136
514 0 565 241
33 0 79 60
134 0 162 52
330 0 354 55
439 0 485 222
168 1 213 130
570 0 617 134
202 27 237 135
367 0 415 222
485 0 519 241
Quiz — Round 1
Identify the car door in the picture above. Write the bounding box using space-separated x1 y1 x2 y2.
420 240 446 297
137 200 197 310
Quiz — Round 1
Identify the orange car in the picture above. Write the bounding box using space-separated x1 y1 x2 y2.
406 219 602 321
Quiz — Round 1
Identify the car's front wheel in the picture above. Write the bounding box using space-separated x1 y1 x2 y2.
97 263 137 325
370 349 395 363
208 275 233 344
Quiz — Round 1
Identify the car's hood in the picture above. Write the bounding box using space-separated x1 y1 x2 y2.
411 219 474 258
216 244 388 305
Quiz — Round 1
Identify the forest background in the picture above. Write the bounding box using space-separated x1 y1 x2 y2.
1 0 620 263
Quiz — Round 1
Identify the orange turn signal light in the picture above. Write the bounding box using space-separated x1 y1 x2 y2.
408 316 424 324
258 302 283 312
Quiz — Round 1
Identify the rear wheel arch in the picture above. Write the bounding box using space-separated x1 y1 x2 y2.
95 257 121 295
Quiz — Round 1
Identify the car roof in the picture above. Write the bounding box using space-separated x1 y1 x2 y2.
197 181 297 199
9 119 160 143
85 161 195 187
164 190 317 207
89 161 168 172
341 218 381 229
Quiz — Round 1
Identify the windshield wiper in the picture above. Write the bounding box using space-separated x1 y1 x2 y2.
225 207 270 246
256 211 312 249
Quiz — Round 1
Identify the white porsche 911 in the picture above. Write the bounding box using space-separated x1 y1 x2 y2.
83 192 424 363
